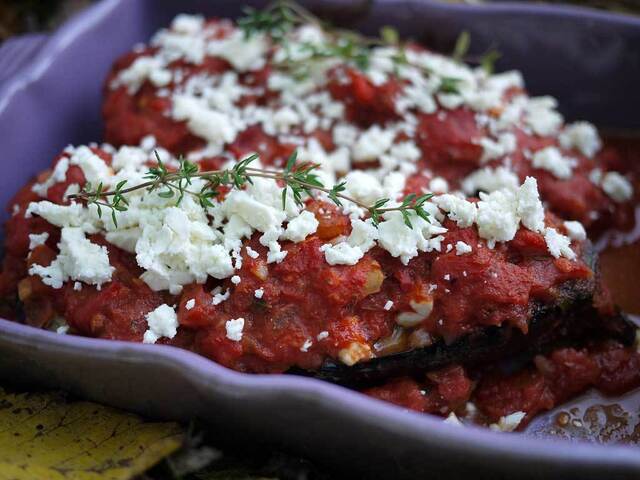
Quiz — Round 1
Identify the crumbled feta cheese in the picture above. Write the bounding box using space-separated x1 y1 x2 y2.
246 246 260 259
476 189 520 247
433 194 477 228
29 227 114 289
353 125 395 162
444 412 463 426
490 411 526 432
28 232 49 251
207 30 268 72
601 171 633 203
524 96 563 136
428 177 449 193
56 325 70 335
384 300 394 311
462 166 519 195
254 287 264 299
544 227 576 260
377 211 447 265
32 158 69 197
559 121 601 158
531 146 575 180
185 298 196 310
455 241 472 255
143 304 178 344
317 331 329 341
281 210 318 242
516 176 545 233
300 339 313 352
563 221 586 242
225 317 245 341
231 275 241 285
212 288 230 305
69 146 112 184
322 218 379 266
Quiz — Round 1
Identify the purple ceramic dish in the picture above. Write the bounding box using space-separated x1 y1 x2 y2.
0 1 639 478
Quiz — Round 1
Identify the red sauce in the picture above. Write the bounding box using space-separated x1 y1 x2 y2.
1 147 592 374
366 342 640 428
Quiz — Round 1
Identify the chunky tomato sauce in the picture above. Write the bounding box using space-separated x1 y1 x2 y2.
103 24 637 235
1 146 593 375
367 340 640 430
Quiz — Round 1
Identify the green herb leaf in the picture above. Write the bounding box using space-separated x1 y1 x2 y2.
452 30 470 62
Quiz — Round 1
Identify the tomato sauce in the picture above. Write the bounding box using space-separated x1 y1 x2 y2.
1 146 593 375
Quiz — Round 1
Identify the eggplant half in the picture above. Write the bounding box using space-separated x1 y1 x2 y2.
296 244 638 387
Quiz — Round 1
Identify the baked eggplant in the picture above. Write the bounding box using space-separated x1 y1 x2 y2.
298 245 637 387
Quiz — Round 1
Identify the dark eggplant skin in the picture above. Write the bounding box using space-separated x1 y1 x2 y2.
296 242 638 387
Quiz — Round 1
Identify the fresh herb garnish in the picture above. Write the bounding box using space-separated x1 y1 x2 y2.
70 151 433 229
452 30 470 62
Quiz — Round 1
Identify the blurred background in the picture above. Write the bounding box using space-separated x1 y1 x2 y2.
1 0 639 42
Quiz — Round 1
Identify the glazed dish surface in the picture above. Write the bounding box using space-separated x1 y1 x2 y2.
1 2 639 434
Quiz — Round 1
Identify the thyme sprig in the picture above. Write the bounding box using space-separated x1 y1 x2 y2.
236 1 500 95
69 152 433 229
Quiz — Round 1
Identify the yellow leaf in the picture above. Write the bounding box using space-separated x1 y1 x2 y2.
0 387 184 480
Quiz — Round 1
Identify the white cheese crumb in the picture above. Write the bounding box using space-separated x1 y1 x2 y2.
225 317 245 342
73 281 82 291
353 125 395 162
212 288 230 305
444 412 463 426
490 411 526 432
428 177 449 193
29 227 114 289
544 227 576 260
384 300 394 311
476 189 520 247
461 166 519 195
563 220 586 242
56 325 70 335
32 158 69 197
559 121 601 158
317 331 329 341
444 274 451 281
245 246 260 259
143 304 178 344
524 96 563 136
531 146 575 180
185 298 196 310
300 339 313 352
516 176 545 233
281 210 318 242
231 275 241 285
455 241 472 256
601 171 633 203
28 232 49 251
433 194 477 228
254 288 264 299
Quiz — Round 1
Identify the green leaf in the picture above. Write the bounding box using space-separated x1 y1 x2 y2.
480 49 501 75
0 387 183 480
452 30 470 62
439 76 462 94
284 150 297 173
401 210 413 229
380 25 399 45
